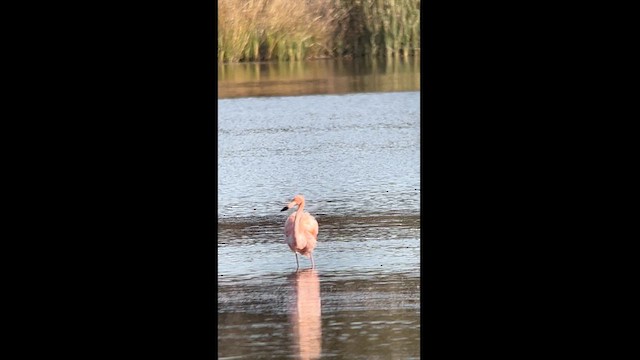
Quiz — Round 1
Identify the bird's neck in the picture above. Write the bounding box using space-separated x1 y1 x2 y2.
294 201 305 235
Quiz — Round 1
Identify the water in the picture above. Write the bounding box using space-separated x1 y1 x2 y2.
218 69 420 358
218 92 420 219
218 57 420 99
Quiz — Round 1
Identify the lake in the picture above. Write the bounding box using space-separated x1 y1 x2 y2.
218 58 420 359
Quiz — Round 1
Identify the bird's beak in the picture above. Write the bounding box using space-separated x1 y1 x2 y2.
281 206 289 211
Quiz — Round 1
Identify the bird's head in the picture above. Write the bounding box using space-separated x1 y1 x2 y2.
281 194 305 211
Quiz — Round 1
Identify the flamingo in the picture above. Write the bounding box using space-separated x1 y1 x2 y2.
281 194 319 269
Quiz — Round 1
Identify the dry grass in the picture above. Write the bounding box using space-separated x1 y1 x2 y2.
218 0 420 63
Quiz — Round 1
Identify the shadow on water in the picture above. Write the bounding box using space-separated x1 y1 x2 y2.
218 57 420 99
219 214 420 255
288 269 322 360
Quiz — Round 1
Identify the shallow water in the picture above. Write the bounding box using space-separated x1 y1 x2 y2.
218 91 420 359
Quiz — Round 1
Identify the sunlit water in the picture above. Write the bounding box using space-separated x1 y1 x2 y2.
218 90 420 359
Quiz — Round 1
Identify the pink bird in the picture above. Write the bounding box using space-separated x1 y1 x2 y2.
281 194 319 269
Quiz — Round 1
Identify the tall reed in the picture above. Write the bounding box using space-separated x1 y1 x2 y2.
218 0 420 63
334 0 420 58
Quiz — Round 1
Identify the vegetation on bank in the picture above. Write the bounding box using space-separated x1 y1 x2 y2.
218 0 420 63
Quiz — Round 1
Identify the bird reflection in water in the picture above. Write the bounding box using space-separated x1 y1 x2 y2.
288 269 322 360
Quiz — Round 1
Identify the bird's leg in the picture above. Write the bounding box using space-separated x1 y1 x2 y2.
295 253 299 270
310 253 315 269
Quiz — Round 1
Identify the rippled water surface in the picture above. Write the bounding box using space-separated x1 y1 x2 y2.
218 91 420 359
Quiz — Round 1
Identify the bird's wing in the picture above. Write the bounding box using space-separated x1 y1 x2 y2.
302 212 319 237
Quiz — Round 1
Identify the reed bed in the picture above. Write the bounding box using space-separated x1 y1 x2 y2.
218 0 420 63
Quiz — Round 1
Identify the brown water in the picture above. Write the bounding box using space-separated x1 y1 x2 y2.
218 57 420 99
218 59 420 359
